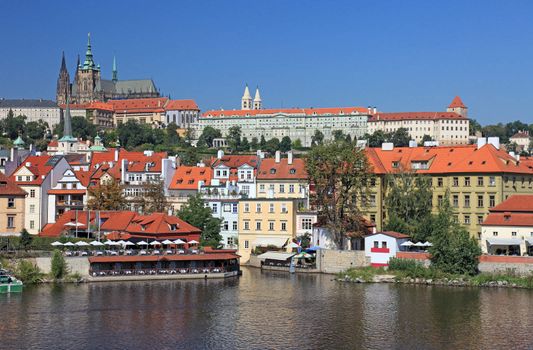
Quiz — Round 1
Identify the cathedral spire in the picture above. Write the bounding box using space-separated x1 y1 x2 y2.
83 32 95 69
59 96 77 142
112 55 118 82
60 51 67 71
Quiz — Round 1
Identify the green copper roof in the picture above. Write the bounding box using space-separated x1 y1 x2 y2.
83 32 95 69
59 135 78 142
13 136 24 147
90 145 107 152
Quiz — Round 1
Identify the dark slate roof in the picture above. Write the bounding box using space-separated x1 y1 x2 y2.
0 99 58 108
115 79 157 93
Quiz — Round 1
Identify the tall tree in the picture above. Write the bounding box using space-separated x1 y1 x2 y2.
250 137 259 150
139 180 168 214
2 112 26 140
265 137 280 153
332 130 345 141
390 127 411 147
87 178 126 210
366 130 388 147
197 126 222 148
226 126 242 151
260 135 267 149
280 136 292 152
239 137 250 152
306 139 374 249
25 120 49 142
177 194 222 248
311 130 324 146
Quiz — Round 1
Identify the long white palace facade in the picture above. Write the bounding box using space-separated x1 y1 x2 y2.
195 86 470 147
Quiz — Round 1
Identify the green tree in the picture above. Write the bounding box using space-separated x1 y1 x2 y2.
19 229 33 251
250 137 259 150
265 137 280 153
178 147 200 166
165 122 181 146
260 135 267 149
25 120 49 142
87 178 126 210
469 118 482 135
239 137 250 152
118 120 155 150
311 130 324 146
292 138 303 150
345 134 352 144
306 139 374 249
177 194 222 248
2 112 26 140
197 126 222 148
419 134 433 145
332 130 345 141
226 126 242 151
15 260 43 284
429 192 481 275
51 249 69 279
366 130 388 147
139 180 168 214
280 136 292 152
390 127 411 147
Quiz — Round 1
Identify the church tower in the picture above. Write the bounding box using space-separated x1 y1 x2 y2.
112 55 118 82
56 51 71 105
447 96 468 118
75 33 102 103
241 84 252 110
253 87 262 110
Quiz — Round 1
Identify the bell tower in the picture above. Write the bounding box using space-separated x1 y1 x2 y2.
241 84 252 110
56 51 70 105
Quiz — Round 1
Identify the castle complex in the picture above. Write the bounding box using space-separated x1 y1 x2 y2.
56 33 160 105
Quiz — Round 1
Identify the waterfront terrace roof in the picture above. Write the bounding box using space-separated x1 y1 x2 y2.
201 107 369 118
365 144 533 175
88 252 240 264
257 158 307 180
169 166 212 190
368 112 466 122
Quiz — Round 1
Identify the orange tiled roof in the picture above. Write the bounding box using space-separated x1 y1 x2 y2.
202 107 369 118
169 166 212 190
257 158 307 180
369 111 465 122
448 96 466 109
482 213 533 227
165 99 199 110
209 155 259 169
90 149 167 173
109 97 169 113
60 101 114 112
489 195 533 213
510 131 530 139
365 144 533 175
369 231 410 239
12 155 57 185
0 172 26 196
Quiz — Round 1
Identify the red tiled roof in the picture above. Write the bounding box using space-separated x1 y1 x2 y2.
40 211 114 237
12 155 56 185
48 140 58 148
109 98 169 113
257 158 307 180
169 166 212 190
510 131 530 139
369 231 410 239
202 106 369 118
489 195 533 213
60 101 114 112
365 144 533 175
0 172 26 196
482 213 533 227
448 96 466 108
209 155 259 169
369 112 465 122
90 149 167 173
165 99 199 110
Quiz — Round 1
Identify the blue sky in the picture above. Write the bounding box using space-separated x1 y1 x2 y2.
1 0 533 125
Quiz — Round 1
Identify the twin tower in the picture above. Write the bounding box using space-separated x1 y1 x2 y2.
241 84 262 110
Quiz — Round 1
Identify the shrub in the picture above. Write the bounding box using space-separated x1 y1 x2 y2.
50 249 69 280
19 229 33 251
15 260 44 284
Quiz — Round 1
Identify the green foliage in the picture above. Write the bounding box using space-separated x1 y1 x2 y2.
226 126 242 151
178 147 200 166
19 229 33 251
177 194 222 248
250 137 259 150
366 130 388 147
2 111 26 139
165 122 181 146
25 120 49 143
280 136 292 152
419 134 433 145
197 126 221 148
292 138 303 150
15 260 44 284
240 137 250 151
306 139 374 249
87 178 126 210
339 267 385 282
429 192 481 275
390 128 411 147
50 249 69 280
311 130 324 146
265 137 280 153
260 135 267 149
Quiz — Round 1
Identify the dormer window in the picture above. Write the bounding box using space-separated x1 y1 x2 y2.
188 180 194 184
169 224 177 231
270 168 276 174
392 161 400 168
290 168 296 174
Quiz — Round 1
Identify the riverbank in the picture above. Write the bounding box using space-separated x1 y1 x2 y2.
337 266 533 289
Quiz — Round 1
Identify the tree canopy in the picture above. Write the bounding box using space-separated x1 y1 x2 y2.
177 194 222 248
87 179 126 210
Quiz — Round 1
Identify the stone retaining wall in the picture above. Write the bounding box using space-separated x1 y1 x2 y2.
318 249 369 274
34 257 90 276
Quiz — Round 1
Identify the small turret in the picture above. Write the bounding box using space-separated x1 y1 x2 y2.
253 86 262 110
447 96 468 118
241 84 252 110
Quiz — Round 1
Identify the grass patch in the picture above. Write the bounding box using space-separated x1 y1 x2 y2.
339 266 385 282
471 272 533 288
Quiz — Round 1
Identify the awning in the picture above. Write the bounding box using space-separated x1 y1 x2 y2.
254 237 288 248
257 252 296 261
526 238 533 245
487 238 522 246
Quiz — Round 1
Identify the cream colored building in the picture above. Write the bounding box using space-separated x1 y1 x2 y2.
0 173 26 236
0 99 60 127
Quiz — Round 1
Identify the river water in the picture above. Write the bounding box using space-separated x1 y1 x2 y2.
1 267 532 350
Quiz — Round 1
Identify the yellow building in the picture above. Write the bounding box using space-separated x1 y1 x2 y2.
238 198 302 263
256 151 308 199
0 173 26 236
365 140 533 239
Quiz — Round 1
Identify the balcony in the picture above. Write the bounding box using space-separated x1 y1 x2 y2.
56 200 84 207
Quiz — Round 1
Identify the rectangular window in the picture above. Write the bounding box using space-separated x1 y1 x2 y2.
478 215 483 224
30 220 35 229
477 177 484 186
281 221 287 231
369 195 376 206
232 221 238 231
302 218 313 230
256 203 261 213
227 237 234 246
269 221 275 231
232 203 238 213
373 241 379 248
269 203 275 213
493 231 498 236
382 241 387 249
453 177 459 187
512 231 517 236
279 184 285 193
244 221 250 230
453 195 459 207
477 195 484 207
244 203 250 213
489 176 496 186
29 204 35 214
437 195 443 206
212 203 218 213
289 184 295 193
255 221 261 231
259 184 265 192
489 195 495 208
464 177 470 187
244 240 249 249
7 197 15 208
30 189 35 198
223 204 231 212
370 214 376 223
281 203 288 213
223 221 229 231
7 216 14 228
464 215 470 225
464 195 470 207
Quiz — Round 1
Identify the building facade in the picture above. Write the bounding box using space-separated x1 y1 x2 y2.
0 173 26 236
0 99 60 127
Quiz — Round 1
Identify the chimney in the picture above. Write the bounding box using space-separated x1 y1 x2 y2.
477 137 487 149
373 107 377 114
367 106 372 114
487 137 500 150
217 150 224 159
381 142 394 151
10 147 14 162
287 151 293 165
408 140 417 148
275 151 281 163
114 148 119 162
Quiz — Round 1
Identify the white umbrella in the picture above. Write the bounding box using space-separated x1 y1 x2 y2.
104 240 119 246
401 241 414 247
63 242 75 247
289 242 300 248
423 241 433 247
90 241 104 246
123 241 135 246
162 239 174 245
51 241 63 246
173 239 185 245
65 222 84 227
188 240 199 245
414 242 426 247
117 240 127 245
137 240 148 246
149 241 161 246
75 241 90 247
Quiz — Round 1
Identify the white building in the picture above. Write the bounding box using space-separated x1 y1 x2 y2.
364 231 410 267
47 168 88 223
164 99 200 128
0 99 60 127
196 86 369 147
367 96 470 145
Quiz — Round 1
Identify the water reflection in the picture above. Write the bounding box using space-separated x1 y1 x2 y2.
1 268 532 349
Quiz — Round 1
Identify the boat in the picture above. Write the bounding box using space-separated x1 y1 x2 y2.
0 269 23 293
